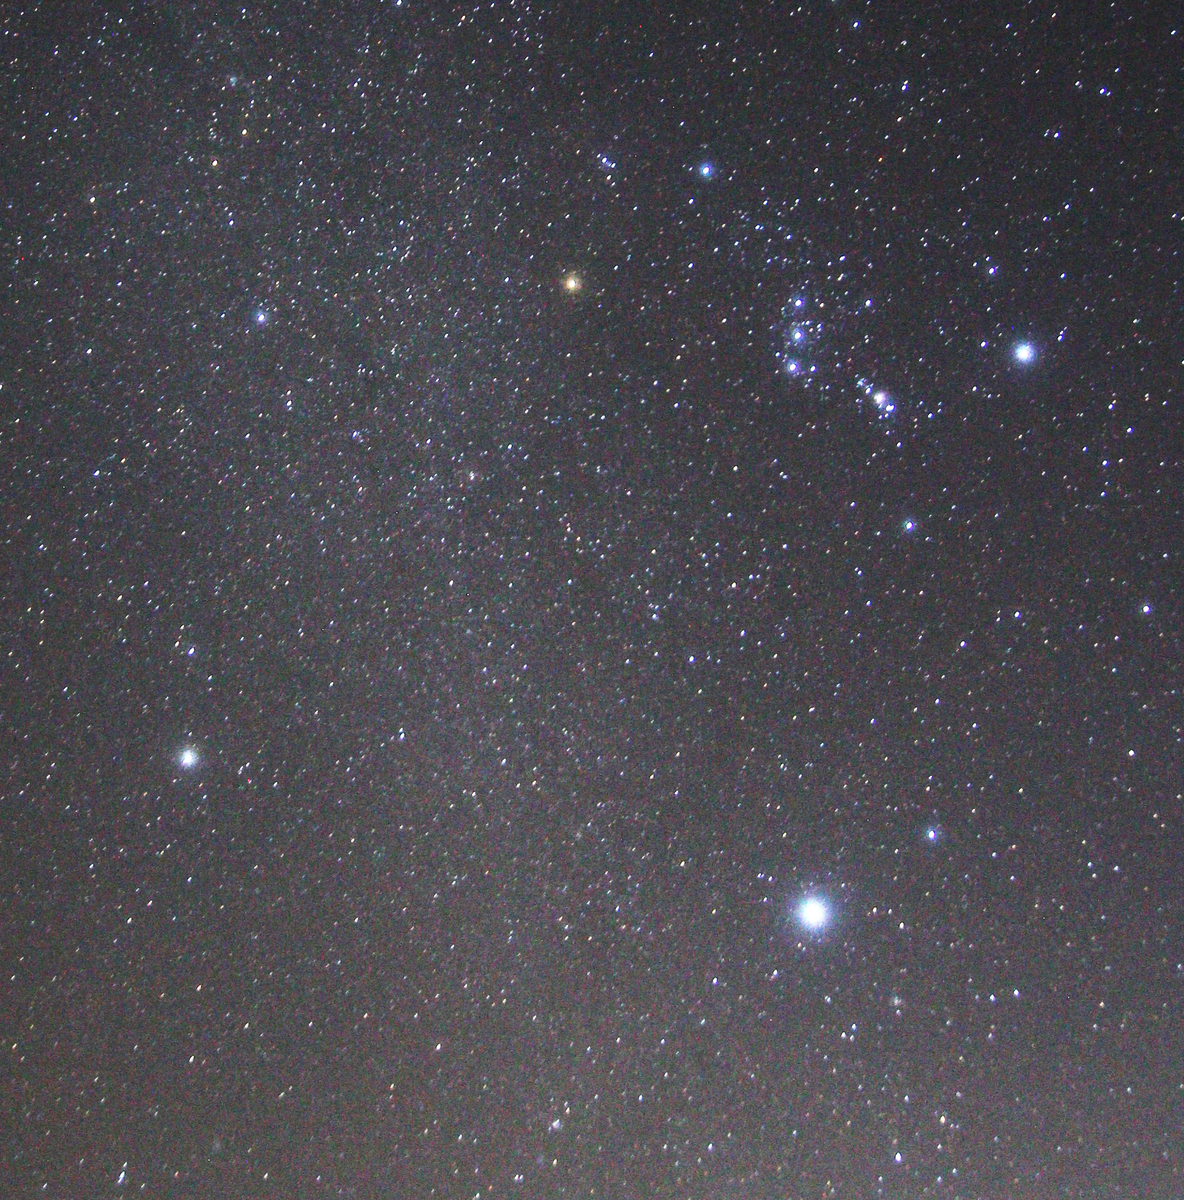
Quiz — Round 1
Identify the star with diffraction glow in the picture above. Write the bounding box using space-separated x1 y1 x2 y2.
798 896 829 931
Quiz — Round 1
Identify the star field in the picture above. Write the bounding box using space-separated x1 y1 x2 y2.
2 3 1182 1198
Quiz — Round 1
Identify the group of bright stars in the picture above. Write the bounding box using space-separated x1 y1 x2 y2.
174 735 955 943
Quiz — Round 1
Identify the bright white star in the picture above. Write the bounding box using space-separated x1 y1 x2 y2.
1013 341 1036 364
798 896 829 931
179 746 200 770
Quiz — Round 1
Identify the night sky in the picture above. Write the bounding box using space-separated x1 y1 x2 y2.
3 3 1182 1197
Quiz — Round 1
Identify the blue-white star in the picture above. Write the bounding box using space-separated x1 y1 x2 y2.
798 896 829 931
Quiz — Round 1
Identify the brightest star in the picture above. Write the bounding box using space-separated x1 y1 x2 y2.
798 896 829 931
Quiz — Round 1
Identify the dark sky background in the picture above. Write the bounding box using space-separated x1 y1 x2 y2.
2 2 1182 1197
